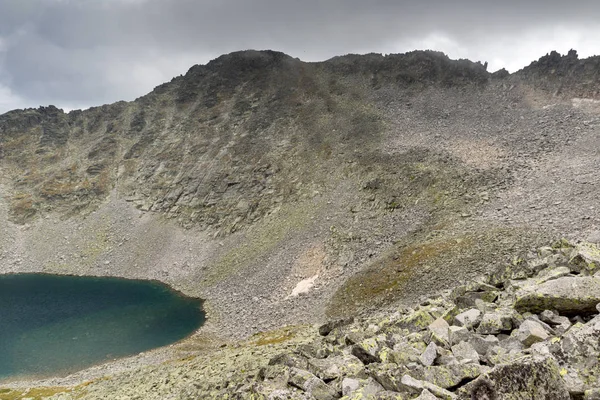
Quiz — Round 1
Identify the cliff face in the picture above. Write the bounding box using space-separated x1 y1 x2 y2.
0 49 599 344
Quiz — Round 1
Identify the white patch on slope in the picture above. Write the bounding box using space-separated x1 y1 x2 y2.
287 275 319 298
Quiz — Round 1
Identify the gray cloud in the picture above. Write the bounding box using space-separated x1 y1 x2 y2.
0 0 599 113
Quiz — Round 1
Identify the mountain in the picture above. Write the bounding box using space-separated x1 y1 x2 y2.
0 49 599 397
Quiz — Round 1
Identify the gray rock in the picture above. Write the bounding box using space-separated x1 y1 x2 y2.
448 326 471 346
288 367 338 400
468 334 500 357
497 336 524 353
410 364 484 389
269 353 309 370
307 354 365 380
535 266 571 284
420 342 438 366
451 341 480 363
515 277 600 315
400 375 456 400
352 337 386 365
416 389 441 400
476 312 512 334
456 356 570 399
428 317 450 347
454 309 481 329
514 320 550 347
569 242 600 275
341 378 360 397
585 388 600 400
550 315 600 394
318 317 354 336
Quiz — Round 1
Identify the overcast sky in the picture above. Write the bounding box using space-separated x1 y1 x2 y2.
1 0 599 114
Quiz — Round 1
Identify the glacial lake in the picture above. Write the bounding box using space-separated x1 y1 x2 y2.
0 274 205 380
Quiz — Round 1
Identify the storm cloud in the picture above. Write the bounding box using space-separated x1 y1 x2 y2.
0 0 599 113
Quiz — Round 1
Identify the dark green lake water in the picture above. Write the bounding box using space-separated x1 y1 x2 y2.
0 274 205 380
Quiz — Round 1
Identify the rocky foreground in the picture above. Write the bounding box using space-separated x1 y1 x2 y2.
222 239 600 399
11 238 594 399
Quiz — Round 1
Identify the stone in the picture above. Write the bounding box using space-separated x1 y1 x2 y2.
569 242 600 275
428 317 450 347
539 311 572 334
456 356 570 399
585 388 600 400
514 320 550 347
288 367 338 400
342 377 384 398
318 317 354 336
550 315 600 394
390 343 421 365
352 337 386 365
448 326 471 346
468 334 500 357
400 375 456 400
419 342 438 366
415 389 440 400
451 341 479 363
497 336 524 353
514 277 600 316
476 312 512 334
453 309 481 329
535 266 571 284
341 378 360 396
269 353 309 370
411 364 484 389
399 309 436 332
307 354 365 380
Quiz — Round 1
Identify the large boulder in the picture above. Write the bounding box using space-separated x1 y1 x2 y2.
288 367 339 400
514 277 600 315
551 315 600 395
456 356 570 399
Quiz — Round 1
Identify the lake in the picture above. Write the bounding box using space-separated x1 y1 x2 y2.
0 273 205 380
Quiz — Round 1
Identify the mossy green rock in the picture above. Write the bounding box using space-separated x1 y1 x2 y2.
514 277 600 315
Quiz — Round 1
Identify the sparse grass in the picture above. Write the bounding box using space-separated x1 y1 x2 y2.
326 226 546 318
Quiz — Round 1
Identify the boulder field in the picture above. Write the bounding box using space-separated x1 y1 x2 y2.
34 238 600 399
244 239 600 399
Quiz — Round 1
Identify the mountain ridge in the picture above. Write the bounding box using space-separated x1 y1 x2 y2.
0 48 599 395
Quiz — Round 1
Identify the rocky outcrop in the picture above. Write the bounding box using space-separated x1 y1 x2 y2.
237 239 600 399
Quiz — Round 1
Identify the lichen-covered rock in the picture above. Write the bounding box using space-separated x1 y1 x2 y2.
551 315 600 394
477 312 513 334
308 354 365 380
400 375 456 400
352 336 388 365
419 342 438 366
569 242 600 275
448 326 471 346
428 318 450 347
450 341 479 363
514 320 550 347
456 356 570 399
514 277 600 315
453 309 481 329
415 389 441 400
410 364 484 389
399 309 436 332
288 367 339 400
342 377 385 398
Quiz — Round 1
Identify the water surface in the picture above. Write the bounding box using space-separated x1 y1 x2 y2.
0 274 204 380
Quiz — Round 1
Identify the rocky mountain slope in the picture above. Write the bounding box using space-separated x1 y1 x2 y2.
0 49 600 398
